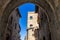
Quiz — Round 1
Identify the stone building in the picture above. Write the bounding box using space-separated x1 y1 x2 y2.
0 0 60 40
4 8 21 40
27 12 39 40
34 5 52 40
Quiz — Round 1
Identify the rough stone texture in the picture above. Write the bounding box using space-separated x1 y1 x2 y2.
55 3 60 40
0 0 11 16
3 8 21 40
27 12 39 40
0 0 60 40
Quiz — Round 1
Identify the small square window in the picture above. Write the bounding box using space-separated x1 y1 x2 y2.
30 24 33 27
30 16 33 20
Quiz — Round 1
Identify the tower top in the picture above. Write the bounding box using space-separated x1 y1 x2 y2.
28 11 35 13
27 12 39 30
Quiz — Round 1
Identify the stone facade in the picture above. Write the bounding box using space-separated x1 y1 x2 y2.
4 8 21 40
27 12 39 40
0 0 60 40
35 5 51 40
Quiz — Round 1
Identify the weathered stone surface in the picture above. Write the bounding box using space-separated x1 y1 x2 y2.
0 0 60 40
3 8 21 40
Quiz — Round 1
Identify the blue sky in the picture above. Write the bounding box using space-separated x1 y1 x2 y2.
18 3 35 40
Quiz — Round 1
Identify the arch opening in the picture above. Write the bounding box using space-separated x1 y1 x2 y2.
0 0 57 40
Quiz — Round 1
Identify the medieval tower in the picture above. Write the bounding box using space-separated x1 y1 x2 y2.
27 12 39 40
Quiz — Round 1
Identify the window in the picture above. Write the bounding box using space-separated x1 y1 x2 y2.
6 34 9 40
30 24 33 27
43 36 45 40
49 32 51 40
15 23 17 29
7 27 11 33
30 16 33 20
11 16 13 24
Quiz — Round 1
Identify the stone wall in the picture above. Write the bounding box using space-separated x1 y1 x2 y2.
3 8 21 40
0 0 60 40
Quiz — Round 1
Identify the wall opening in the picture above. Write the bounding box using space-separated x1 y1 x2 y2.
18 3 36 40
43 36 45 40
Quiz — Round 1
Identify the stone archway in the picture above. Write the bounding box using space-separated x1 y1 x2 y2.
0 0 60 40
